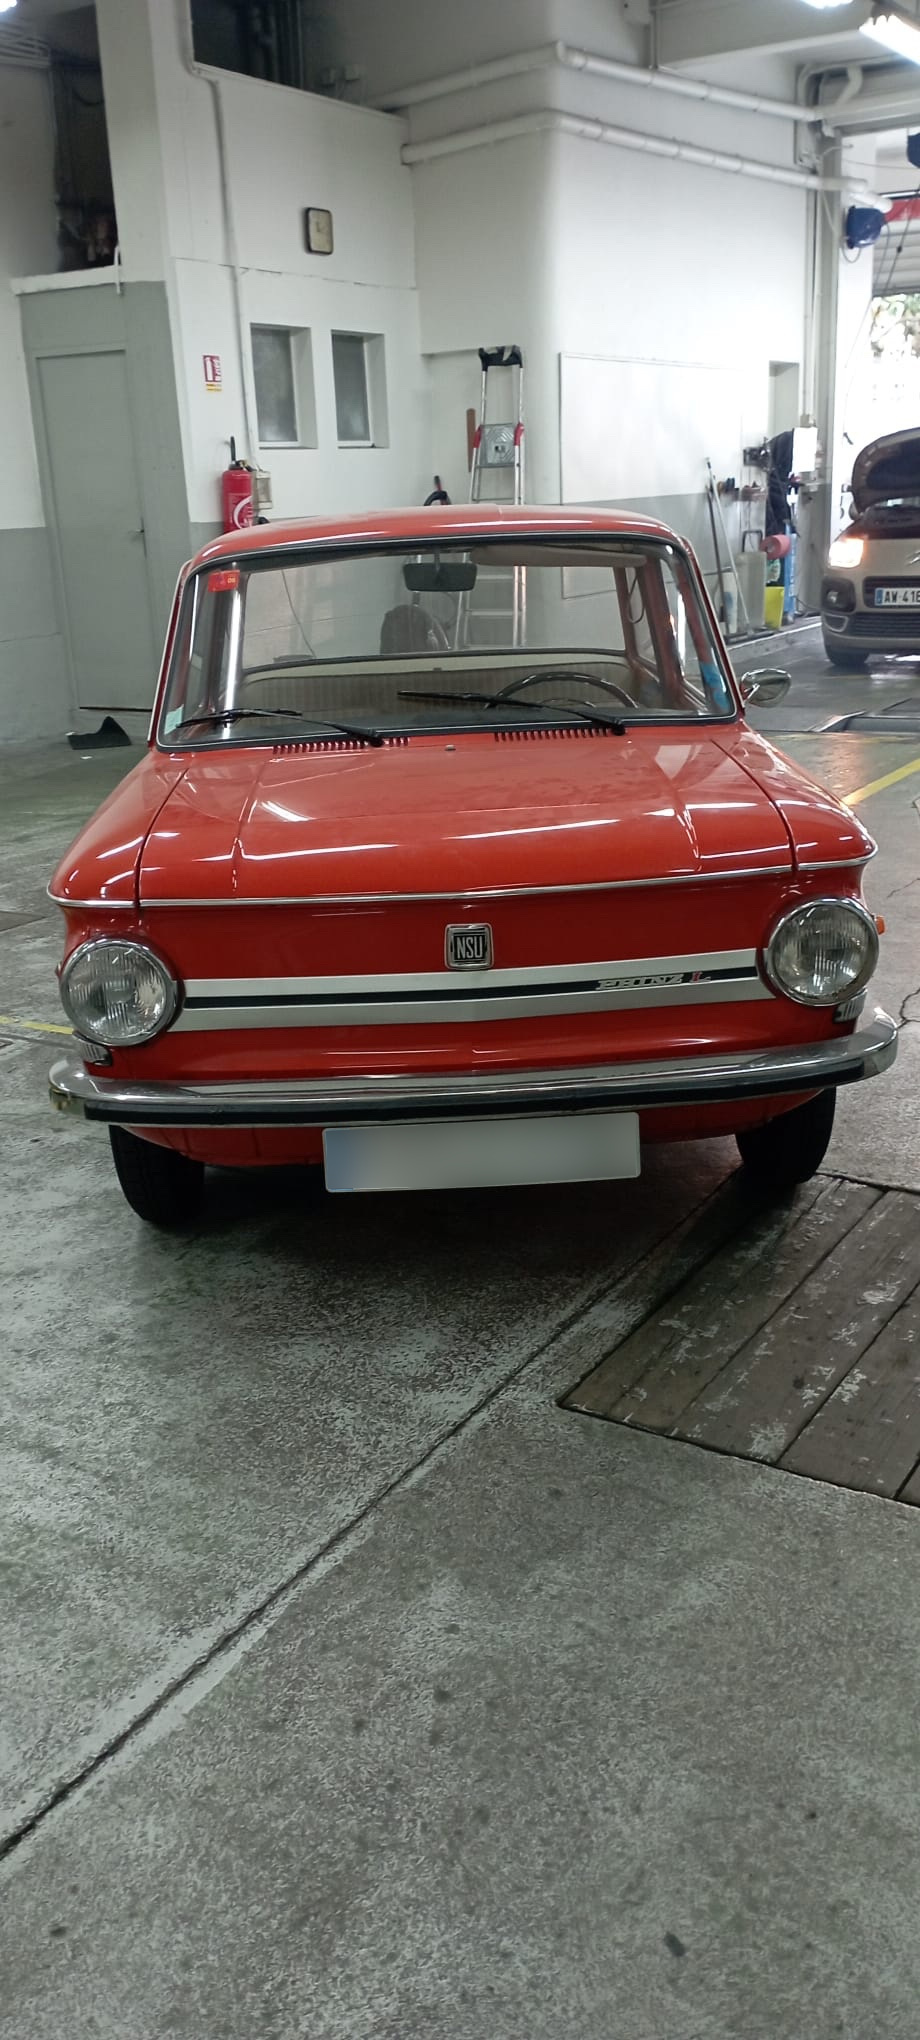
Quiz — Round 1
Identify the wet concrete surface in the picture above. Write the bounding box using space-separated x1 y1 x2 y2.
2 651 920 2037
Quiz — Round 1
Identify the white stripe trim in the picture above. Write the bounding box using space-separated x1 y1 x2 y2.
173 978 771 1031
184 950 757 1001
172 950 770 1031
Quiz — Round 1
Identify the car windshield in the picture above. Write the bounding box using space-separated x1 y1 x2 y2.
159 536 737 745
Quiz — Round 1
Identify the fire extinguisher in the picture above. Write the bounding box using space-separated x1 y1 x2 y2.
221 437 254 534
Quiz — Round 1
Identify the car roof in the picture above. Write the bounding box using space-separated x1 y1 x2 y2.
192 503 680 570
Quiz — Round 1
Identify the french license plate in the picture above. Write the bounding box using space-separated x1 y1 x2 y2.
322 1112 641 1193
874 586 920 607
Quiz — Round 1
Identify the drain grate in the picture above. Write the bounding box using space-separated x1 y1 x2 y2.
562 1177 920 1504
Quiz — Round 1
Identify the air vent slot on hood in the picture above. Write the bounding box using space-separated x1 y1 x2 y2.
272 735 411 754
493 724 619 742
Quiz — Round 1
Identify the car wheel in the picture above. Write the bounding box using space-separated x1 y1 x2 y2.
736 1089 836 1193
823 639 868 671
109 1125 205 1227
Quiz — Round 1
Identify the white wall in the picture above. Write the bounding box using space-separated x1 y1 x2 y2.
0 61 58 530
101 1 430 528
413 129 561 507
409 40 811 540
323 0 559 105
0 59 70 744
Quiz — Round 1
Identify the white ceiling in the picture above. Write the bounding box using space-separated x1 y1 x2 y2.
658 0 918 68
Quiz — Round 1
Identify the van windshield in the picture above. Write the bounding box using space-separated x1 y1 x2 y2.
159 536 737 745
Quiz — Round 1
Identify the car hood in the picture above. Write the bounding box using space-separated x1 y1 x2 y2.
134 729 807 903
851 426 920 511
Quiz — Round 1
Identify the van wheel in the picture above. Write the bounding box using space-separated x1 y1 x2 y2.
823 639 868 671
109 1125 204 1227
736 1090 836 1193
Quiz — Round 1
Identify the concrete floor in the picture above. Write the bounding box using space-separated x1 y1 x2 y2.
2 629 920 2038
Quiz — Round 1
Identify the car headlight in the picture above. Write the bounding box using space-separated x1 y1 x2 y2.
764 899 878 1008
828 535 864 569
60 939 179 1045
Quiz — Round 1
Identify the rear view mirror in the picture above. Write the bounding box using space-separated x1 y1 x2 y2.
403 557 477 594
740 668 791 707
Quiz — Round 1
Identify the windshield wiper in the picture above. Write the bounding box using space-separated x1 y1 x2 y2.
397 689 626 734
173 708 385 746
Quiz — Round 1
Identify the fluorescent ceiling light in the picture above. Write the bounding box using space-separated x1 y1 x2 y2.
798 2 854 9
862 6 920 61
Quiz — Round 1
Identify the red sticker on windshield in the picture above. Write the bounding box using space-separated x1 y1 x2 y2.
208 568 240 593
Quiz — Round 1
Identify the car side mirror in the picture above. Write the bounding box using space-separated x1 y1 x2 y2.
740 668 791 707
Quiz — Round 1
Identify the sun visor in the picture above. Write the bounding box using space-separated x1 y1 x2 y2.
851 427 920 509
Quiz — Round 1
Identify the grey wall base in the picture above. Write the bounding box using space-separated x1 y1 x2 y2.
0 527 70 744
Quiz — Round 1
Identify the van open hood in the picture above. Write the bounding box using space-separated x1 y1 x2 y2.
851 425 920 510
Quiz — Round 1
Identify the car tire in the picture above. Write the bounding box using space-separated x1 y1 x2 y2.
736 1089 836 1193
822 638 868 671
109 1125 205 1227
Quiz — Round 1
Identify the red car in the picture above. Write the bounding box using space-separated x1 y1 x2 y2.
49 507 896 1226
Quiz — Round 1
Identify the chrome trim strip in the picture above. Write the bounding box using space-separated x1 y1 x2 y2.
139 867 793 907
797 851 876 871
47 891 135 910
52 862 872 915
183 950 758 999
174 951 767 1030
173 978 769 1032
49 1011 898 1127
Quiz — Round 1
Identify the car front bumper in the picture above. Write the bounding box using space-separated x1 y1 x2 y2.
49 1011 898 1127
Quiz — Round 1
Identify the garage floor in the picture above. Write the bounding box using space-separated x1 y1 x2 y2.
3 622 920 2039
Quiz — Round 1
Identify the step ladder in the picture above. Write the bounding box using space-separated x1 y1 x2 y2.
469 346 525 505
460 345 526 647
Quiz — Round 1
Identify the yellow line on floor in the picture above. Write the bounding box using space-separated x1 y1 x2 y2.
842 755 920 806
0 1014 71 1036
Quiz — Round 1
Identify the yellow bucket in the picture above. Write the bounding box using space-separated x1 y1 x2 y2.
764 585 785 629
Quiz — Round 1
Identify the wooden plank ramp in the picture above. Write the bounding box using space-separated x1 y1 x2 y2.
563 1180 920 1505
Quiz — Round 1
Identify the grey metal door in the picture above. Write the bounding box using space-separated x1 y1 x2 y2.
37 349 159 714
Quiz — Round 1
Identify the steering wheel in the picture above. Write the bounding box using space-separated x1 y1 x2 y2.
490 667 636 709
425 613 451 652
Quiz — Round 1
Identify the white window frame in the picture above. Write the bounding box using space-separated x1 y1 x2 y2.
332 330 389 449
251 324 317 450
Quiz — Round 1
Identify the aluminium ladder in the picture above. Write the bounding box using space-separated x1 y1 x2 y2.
459 345 526 648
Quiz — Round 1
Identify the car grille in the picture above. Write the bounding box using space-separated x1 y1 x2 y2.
271 735 411 753
493 724 620 742
864 578 920 597
846 611 920 638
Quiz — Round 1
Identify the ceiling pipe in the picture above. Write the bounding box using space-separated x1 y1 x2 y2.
401 109 867 193
373 40 806 123
376 39 920 139
175 0 259 466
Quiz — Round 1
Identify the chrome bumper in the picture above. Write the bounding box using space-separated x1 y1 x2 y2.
49 1011 897 1127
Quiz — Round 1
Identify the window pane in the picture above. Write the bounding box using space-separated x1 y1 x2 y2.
332 332 370 443
252 326 298 443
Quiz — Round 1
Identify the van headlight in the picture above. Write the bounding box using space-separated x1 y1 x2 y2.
764 900 878 1007
828 535 864 569
60 939 179 1045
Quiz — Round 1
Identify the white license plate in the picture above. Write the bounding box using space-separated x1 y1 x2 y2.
322 1112 641 1193
874 586 920 607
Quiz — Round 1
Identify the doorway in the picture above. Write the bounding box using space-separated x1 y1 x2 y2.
35 348 159 715
768 360 800 438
